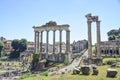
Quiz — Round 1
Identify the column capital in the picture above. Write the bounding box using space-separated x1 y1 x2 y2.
46 30 49 32
59 30 63 32
87 21 92 23
35 31 39 33
40 30 44 33
53 30 56 32
66 30 70 32
96 20 101 23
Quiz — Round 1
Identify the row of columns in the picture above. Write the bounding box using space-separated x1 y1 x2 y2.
34 30 70 54
87 18 101 59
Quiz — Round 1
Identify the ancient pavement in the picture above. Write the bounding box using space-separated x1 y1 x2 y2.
48 50 88 75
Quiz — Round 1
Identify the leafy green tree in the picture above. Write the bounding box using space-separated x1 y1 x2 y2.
0 41 4 57
10 38 27 58
19 39 27 52
108 34 117 41
11 39 19 52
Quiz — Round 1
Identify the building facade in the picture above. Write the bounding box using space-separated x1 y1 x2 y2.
72 39 88 53
100 40 120 55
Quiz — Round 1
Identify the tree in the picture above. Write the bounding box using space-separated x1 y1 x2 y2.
10 38 27 58
11 39 19 52
19 39 27 52
0 41 4 57
108 34 117 41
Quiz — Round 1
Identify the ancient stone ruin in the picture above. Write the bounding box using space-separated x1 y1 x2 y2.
85 13 102 65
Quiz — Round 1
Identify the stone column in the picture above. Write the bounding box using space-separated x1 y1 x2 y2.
40 31 43 53
96 21 101 58
59 30 62 53
87 21 92 59
35 31 39 53
46 31 49 53
53 30 56 54
34 31 37 53
66 30 70 52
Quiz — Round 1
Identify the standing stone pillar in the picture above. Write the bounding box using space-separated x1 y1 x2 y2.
59 30 62 53
34 31 37 53
34 31 39 53
96 21 101 58
87 21 92 59
40 31 43 53
66 30 70 62
46 31 49 58
53 30 56 54
46 31 49 53
66 30 70 53
68 30 70 52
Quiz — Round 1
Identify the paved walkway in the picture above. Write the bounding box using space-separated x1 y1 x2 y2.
48 50 88 75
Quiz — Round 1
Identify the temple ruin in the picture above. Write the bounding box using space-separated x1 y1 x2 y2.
33 21 71 62
85 13 102 65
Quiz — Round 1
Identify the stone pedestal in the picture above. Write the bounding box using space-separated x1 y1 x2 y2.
73 68 80 74
92 69 98 75
81 65 90 75
107 68 118 77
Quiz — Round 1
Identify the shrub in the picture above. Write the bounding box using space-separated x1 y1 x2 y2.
40 71 48 76
64 60 69 66
31 53 39 71
19 73 31 79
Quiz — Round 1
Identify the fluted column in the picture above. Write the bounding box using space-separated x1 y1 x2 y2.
66 30 70 53
87 21 92 59
53 30 56 54
96 21 101 58
59 30 62 53
46 31 49 53
40 31 43 53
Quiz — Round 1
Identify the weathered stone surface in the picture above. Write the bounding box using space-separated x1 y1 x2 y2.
91 64 97 69
106 68 118 77
81 65 90 75
42 21 57 27
110 63 116 67
96 58 103 66
92 69 98 75
73 68 80 74
116 65 120 68
86 13 101 62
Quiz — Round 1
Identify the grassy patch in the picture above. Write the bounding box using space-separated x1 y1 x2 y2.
19 73 31 79
21 58 120 80
22 64 120 80
39 71 48 76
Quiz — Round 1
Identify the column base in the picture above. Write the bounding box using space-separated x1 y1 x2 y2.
87 57 93 65
65 52 72 63
95 57 103 66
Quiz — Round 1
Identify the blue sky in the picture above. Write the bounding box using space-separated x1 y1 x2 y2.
0 0 120 44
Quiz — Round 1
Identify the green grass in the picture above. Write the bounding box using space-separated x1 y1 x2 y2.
20 65 120 80
17 58 120 80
